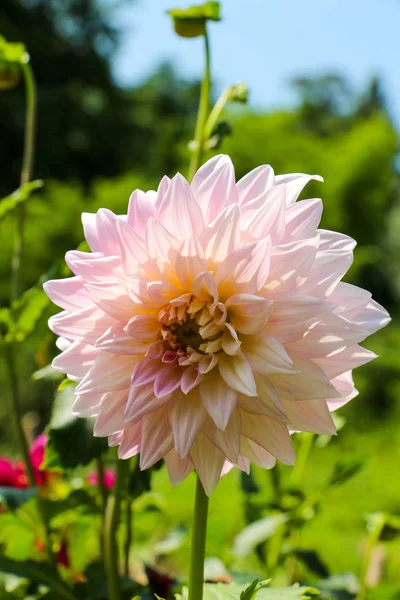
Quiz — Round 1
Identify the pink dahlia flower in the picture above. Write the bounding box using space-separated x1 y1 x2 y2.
29 433 49 486
44 155 390 495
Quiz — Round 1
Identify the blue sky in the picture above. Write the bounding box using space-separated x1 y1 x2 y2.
111 0 400 125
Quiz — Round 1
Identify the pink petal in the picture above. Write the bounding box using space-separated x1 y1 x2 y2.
266 237 319 292
96 322 149 354
221 323 242 356
125 383 169 423
181 365 203 394
283 398 336 435
237 164 275 205
169 390 207 457
131 358 162 387
315 345 377 379
116 219 148 275
225 293 274 335
140 407 174 469
284 198 322 242
125 315 160 340
76 354 137 395
72 393 102 417
191 271 218 302
49 306 116 345
190 433 226 496
205 409 242 463
158 173 204 241
154 364 183 398
145 217 180 266
43 277 89 311
274 173 323 206
216 237 271 295
239 184 285 243
244 336 298 375
199 370 238 430
352 299 391 334
191 155 239 224
240 437 276 469
53 341 99 378
164 449 194 486
299 248 354 297
176 238 207 288
127 189 156 236
241 411 295 465
218 352 257 397
94 390 129 436
147 280 178 305
66 252 123 282
85 281 134 321
118 422 142 459
200 204 240 263
269 357 340 400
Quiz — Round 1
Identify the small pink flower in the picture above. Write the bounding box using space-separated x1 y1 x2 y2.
29 433 49 486
0 457 28 489
44 155 390 495
87 468 116 489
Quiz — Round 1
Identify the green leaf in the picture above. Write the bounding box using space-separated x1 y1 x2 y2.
328 456 365 487
0 487 38 510
5 286 49 343
44 418 107 471
233 514 288 557
167 2 221 38
0 557 74 600
240 580 271 600
177 582 320 600
289 550 329 578
0 181 43 221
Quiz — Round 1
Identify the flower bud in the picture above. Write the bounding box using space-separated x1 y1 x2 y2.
167 1 221 38
227 83 248 104
0 62 20 90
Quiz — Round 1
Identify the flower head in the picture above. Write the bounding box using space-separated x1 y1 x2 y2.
29 433 49 486
0 457 27 489
44 155 390 495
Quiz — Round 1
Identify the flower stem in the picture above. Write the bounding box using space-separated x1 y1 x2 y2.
96 457 107 560
290 432 314 486
357 514 386 600
124 494 133 578
188 476 209 600
104 458 129 600
188 28 211 182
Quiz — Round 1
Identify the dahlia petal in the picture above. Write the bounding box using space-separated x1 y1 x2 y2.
216 238 271 295
315 345 377 378
191 154 239 224
266 237 319 292
198 353 219 374
76 354 137 395
352 299 391 334
125 384 170 422
85 281 134 321
267 293 336 343
283 399 336 435
200 204 240 263
330 282 371 318
176 238 207 288
49 306 116 345
221 323 242 356
53 341 99 378
164 449 194 486
284 198 322 242
154 175 171 211
131 358 162 387
116 219 148 275
127 189 156 236
118 422 142 459
240 411 295 465
244 336 298 375
318 230 357 251
108 432 123 447
225 293 273 335
140 407 174 469
199 370 238 430
190 433 226 496
327 372 358 410
206 409 242 463
94 209 120 255
72 393 102 417
93 391 129 436
274 173 323 206
192 271 218 302
238 393 288 422
125 315 160 341
237 164 275 205
299 249 354 297
146 217 180 266
154 364 183 398
240 437 276 469
82 212 101 253
270 358 340 400
147 280 178 305
43 277 89 311
218 352 257 397
158 173 204 241
181 365 203 394
66 252 123 282
169 390 207 458
239 184 285 242
96 323 148 354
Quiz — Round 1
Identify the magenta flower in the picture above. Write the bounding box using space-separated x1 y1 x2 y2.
44 155 389 495
87 468 116 489
29 433 49 486
0 457 28 489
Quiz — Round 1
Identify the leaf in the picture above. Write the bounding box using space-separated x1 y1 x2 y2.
43 418 108 471
0 557 74 600
328 456 365 487
289 550 330 578
5 287 50 343
31 364 63 383
0 487 38 510
0 181 43 221
233 514 288 557
167 2 221 38
176 582 320 600
240 580 271 600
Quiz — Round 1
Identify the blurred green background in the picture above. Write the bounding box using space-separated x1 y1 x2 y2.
1 0 399 588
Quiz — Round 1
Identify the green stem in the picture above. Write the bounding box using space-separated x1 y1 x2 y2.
203 87 229 142
124 495 133 577
357 514 386 600
11 62 36 302
188 28 211 182
290 433 314 486
96 457 107 560
188 476 209 600
104 458 129 600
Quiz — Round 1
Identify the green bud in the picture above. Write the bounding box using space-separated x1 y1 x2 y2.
0 35 29 91
0 62 20 89
167 1 221 38
227 83 248 104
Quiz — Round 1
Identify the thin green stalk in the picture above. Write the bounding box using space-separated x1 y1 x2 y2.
96 457 107 560
202 87 229 142
104 459 129 600
357 514 386 600
11 62 36 302
188 28 211 182
124 496 133 577
188 476 209 600
290 433 314 486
